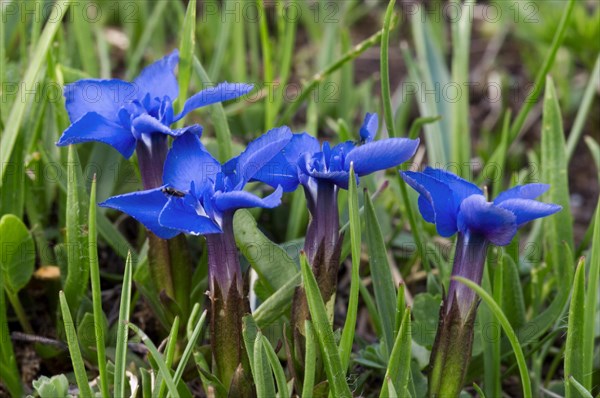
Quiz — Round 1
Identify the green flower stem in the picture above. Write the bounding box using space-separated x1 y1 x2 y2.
429 232 488 397
206 213 251 395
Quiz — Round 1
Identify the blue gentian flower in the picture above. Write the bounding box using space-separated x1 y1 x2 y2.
400 167 562 246
251 112 419 192
249 113 419 265
99 126 292 240
401 167 562 396
57 49 253 158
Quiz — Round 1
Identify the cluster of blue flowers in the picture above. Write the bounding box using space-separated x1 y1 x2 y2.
57 49 563 395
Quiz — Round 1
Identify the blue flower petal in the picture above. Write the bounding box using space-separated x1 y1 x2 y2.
230 126 293 186
213 186 283 212
359 112 378 143
493 183 550 204
249 152 300 192
174 82 254 121
170 124 203 137
64 79 134 123
309 170 352 189
400 171 457 237
131 114 173 136
496 198 562 226
346 138 419 176
159 196 222 235
417 195 435 223
57 112 136 158
457 195 517 246
163 133 220 192
250 133 319 192
423 167 483 202
99 188 180 239
133 49 179 102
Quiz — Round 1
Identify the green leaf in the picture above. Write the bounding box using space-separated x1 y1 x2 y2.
0 0 70 185
568 376 593 398
63 146 89 315
234 209 298 294
0 258 22 397
114 252 133 398
411 293 441 349
339 165 361 371
0 132 25 218
501 255 526 330
59 291 93 398
252 332 275 398
88 177 109 398
454 277 532 398
565 258 586 398
380 308 411 398
364 189 397 357
302 320 317 398
300 253 352 398
0 214 34 294
583 199 600 389
32 375 69 398
261 335 289 398
254 272 301 329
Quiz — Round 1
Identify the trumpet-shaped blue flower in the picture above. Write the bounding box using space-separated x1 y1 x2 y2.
99 126 292 239
57 49 253 158
400 167 562 246
251 113 419 193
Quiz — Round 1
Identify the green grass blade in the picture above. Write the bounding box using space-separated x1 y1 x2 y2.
364 189 397 357
541 76 574 277
256 0 274 129
0 0 70 186
207 1 233 82
302 320 317 398
507 0 576 143
174 307 207 385
125 0 170 80
454 276 532 398
72 0 98 76
175 0 197 119
88 177 109 398
58 291 93 398
564 258 586 398
157 316 180 398
63 146 89 315
192 56 234 162
380 0 397 137
583 199 600 389
566 55 600 160
261 335 289 398
114 252 133 398
128 323 180 398
339 165 361 371
253 332 275 398
300 252 352 397
450 0 475 170
568 376 593 398
379 308 411 398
